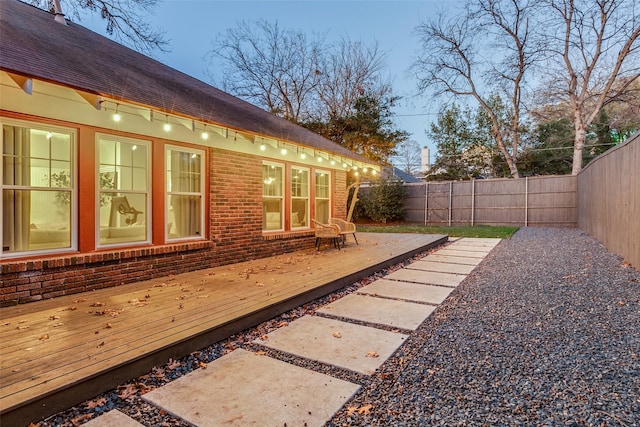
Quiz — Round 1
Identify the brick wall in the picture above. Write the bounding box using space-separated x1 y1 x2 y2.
0 148 349 306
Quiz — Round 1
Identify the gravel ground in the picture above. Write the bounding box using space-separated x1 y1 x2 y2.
329 227 640 426
36 227 639 427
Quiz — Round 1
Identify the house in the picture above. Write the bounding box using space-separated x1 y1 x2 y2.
0 0 378 305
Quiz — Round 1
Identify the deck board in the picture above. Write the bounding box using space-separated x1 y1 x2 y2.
0 233 447 425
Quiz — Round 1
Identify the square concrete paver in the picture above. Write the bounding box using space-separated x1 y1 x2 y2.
83 410 144 427
422 254 484 266
457 238 501 245
143 349 360 427
358 279 454 305
317 293 435 330
431 249 489 258
446 244 494 252
385 268 466 287
406 260 476 275
254 315 407 375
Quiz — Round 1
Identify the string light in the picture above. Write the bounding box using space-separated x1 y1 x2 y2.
201 124 209 140
260 143 266 151
163 115 171 132
113 104 121 122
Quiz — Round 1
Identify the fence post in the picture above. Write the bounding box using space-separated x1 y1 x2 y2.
424 182 429 226
471 179 475 227
448 181 453 227
525 176 529 227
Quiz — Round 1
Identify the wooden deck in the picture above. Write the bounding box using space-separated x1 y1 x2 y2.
0 232 447 425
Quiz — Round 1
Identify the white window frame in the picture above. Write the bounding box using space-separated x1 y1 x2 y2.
290 165 310 230
96 133 151 248
262 161 284 231
314 169 331 223
165 145 206 242
0 118 77 258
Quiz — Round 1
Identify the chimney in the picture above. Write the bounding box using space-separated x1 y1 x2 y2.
52 0 68 25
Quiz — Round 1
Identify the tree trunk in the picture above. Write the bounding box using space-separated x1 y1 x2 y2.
571 125 586 175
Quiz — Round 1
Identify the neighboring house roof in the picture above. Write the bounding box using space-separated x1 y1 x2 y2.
0 0 371 164
384 167 422 183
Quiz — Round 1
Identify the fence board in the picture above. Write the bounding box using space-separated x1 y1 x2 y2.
404 176 577 227
578 133 640 268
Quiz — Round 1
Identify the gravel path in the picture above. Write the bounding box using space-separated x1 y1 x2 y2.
37 227 639 426
329 227 640 426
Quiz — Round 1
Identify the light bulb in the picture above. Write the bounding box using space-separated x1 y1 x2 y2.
300 153 306 159
163 123 171 132
260 144 266 151
113 112 121 122
280 148 287 155
201 131 209 140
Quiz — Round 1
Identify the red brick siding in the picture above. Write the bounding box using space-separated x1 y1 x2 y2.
0 149 349 306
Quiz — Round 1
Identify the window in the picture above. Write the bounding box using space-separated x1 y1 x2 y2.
315 170 331 223
166 146 204 240
262 162 283 231
2 122 75 255
291 166 309 229
97 135 149 245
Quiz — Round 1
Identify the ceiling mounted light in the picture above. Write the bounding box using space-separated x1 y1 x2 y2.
260 143 266 151
163 116 171 132
201 124 209 140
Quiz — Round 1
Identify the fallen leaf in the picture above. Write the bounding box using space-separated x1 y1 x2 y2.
12 368 21 373
1 322 10 326
198 361 207 369
118 384 138 400
70 413 93 425
53 322 64 327
260 335 269 340
39 334 49 341
618 301 626 306
17 325 29 330
332 331 342 338
49 315 60 320
366 351 379 358
72 298 87 303
90 302 106 307
62 306 77 311
255 350 267 356
85 397 107 409
97 341 105 348
358 404 374 415
105 323 112 329
166 358 181 370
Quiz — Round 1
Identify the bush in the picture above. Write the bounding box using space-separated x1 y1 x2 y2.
356 178 408 223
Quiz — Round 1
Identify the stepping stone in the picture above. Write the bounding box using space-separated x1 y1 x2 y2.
143 349 360 427
83 410 144 427
406 260 476 275
385 268 466 287
358 279 454 305
317 293 435 330
254 315 407 375
432 249 488 258
422 254 484 266
459 238 501 244
445 244 494 253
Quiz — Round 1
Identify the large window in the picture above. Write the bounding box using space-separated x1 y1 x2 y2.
262 162 283 231
166 146 204 240
97 135 149 245
291 166 309 229
315 170 331 223
2 122 75 255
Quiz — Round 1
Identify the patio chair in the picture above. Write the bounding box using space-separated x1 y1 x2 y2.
329 217 358 247
311 219 341 251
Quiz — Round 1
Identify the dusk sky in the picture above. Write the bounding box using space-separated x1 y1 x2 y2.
80 1 456 163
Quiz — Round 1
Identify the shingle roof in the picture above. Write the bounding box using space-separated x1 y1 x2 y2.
0 0 371 164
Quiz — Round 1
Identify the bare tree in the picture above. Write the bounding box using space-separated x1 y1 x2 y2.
541 0 640 174
29 0 167 54
314 39 390 121
413 0 543 178
207 20 324 122
393 139 422 176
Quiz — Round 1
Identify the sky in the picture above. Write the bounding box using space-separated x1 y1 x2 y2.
79 0 456 164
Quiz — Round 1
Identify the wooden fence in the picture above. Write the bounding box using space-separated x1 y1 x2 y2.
578 133 640 268
403 175 578 227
